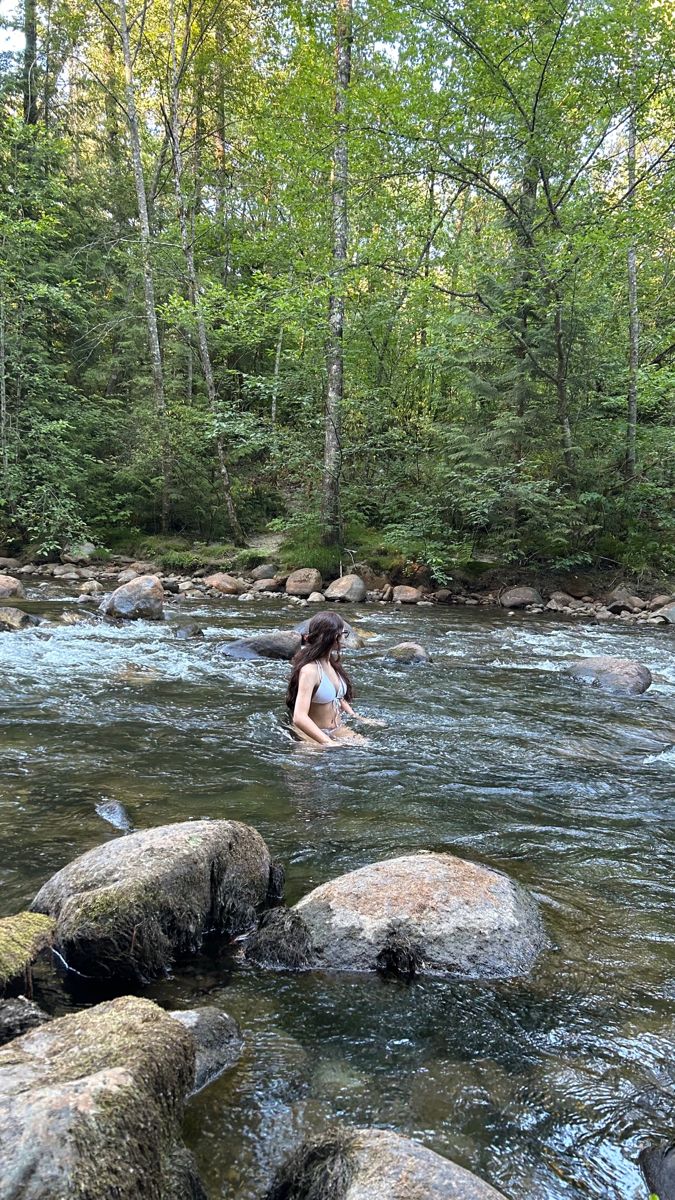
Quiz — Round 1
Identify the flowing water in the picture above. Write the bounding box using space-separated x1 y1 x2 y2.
1 591 674 1199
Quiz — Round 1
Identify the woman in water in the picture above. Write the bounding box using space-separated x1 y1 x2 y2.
286 610 376 747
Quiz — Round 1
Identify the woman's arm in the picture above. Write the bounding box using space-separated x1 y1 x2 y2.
339 698 385 726
293 666 338 747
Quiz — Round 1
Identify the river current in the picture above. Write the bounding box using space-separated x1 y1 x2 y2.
1 591 674 1199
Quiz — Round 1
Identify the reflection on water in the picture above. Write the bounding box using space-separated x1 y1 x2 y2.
2 595 674 1198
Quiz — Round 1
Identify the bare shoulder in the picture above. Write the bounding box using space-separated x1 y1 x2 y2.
298 662 320 681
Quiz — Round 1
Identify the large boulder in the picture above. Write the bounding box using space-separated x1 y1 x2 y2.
294 617 364 650
392 585 423 604
286 568 323 597
100 574 164 621
293 852 546 978
0 912 55 995
324 574 367 603
220 631 301 660
203 572 247 594
0 558 19 571
386 642 430 664
266 1127 506 1200
250 562 279 581
566 656 652 695
499 586 543 608
0 607 32 632
0 995 206 1200
0 574 25 599
639 1143 675 1200
654 601 675 624
251 577 286 594
169 1007 243 1094
61 541 97 564
31 820 278 981
0 997 51 1047
605 586 645 613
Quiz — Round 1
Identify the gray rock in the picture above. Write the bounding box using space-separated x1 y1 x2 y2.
606 586 645 613
566 656 652 694
266 1127 506 1200
251 562 279 581
203 572 247 594
0 997 51 1046
639 1143 675 1200
0 558 19 571
286 568 323 597
293 852 546 979
99 574 164 621
251 577 286 593
324 574 367 603
61 541 97 564
173 623 204 640
392 585 423 603
649 593 673 611
220 631 301 660
95 799 134 832
0 996 206 1200
79 579 104 596
0 607 32 632
654 601 675 624
0 575 25 600
31 820 276 982
500 586 543 608
386 642 430 664
169 1007 243 1094
0 912 56 994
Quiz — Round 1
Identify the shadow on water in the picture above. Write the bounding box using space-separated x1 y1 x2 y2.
2 596 675 1198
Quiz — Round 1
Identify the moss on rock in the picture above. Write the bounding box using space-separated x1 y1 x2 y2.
0 911 55 994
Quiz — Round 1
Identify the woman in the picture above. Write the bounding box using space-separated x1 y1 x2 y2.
286 611 375 747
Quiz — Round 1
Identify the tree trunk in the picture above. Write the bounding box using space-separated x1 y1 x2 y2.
118 0 170 531
271 326 283 427
625 96 639 481
23 0 38 125
167 0 245 545
554 300 574 473
323 0 352 547
0 297 7 480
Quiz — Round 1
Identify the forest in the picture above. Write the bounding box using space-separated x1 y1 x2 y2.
0 0 674 581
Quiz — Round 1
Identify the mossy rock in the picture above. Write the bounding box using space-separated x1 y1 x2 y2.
0 995 206 1200
31 820 278 982
0 912 55 994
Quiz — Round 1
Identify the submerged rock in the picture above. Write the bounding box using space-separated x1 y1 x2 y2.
220 631 301 660
0 997 51 1046
0 607 32 632
566 656 652 695
0 912 55 994
100 573 164 621
640 1142 675 1200
0 995 206 1200
0 574 25 599
324 574 367 603
245 908 315 970
386 642 430 664
169 1007 243 1094
173 623 204 640
266 1127 506 1200
293 852 546 978
31 820 277 982
95 798 134 832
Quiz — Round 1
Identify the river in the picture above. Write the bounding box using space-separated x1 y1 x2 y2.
1 592 673 1199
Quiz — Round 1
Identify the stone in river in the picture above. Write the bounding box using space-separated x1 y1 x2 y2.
286 568 323 597
566 655 652 694
0 996 51 1046
654 601 675 623
0 912 56 995
386 641 430 664
499 586 543 608
392 585 423 603
31 820 277 982
169 1007 243 1094
0 995 206 1200
0 574 25 599
99 574 164 620
291 852 546 979
324 574 367 603
220 631 301 660
266 1126 507 1200
640 1142 675 1200
203 571 247 594
0 607 32 632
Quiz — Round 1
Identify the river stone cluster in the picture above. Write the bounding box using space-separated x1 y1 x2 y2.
31 819 277 981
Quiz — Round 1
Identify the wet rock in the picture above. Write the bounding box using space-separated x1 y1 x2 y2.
294 617 364 650
0 995 206 1200
251 577 286 593
566 656 652 695
117 566 139 583
286 568 323 597
324 574 367 603
162 577 181 594
431 589 453 603
654 601 675 624
499 586 543 608
95 799 134 832
169 1007 243 1094
386 642 430 664
649 593 673 611
266 1126 506 1200
31 819 276 982
639 1142 675 1200
293 852 546 978
0 607 32 632
392 585 423 603
307 591 325 603
100 574 164 621
173 623 204 639
0 574 25 599
0 557 19 571
61 541 97 564
245 908 315 970
0 912 55 995
606 586 645 614
0 997 51 1046
251 562 279 581
220 631 302 661
203 571 247 594
79 578 104 596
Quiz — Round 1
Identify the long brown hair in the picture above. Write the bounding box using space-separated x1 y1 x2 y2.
286 610 354 711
